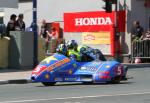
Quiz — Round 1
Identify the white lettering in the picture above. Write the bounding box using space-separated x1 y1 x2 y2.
75 18 83 26
83 18 90 26
105 17 112 25
75 17 112 26
89 18 97 25
97 18 105 25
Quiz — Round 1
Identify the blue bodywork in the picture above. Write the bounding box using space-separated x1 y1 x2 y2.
31 53 128 84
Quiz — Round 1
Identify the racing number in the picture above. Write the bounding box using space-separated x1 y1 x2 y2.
116 67 122 75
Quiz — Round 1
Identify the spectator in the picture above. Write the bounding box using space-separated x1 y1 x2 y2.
131 21 144 41
6 14 17 37
46 27 58 40
0 19 6 38
45 27 59 53
39 19 48 38
15 13 26 31
143 29 150 40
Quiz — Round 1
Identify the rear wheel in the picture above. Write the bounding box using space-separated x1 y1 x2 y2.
111 76 121 84
42 82 56 86
107 76 121 84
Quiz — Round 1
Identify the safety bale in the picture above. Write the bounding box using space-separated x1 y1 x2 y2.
48 39 58 53
0 37 10 68
38 37 46 62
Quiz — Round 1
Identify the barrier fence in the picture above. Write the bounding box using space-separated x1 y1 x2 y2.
131 40 150 63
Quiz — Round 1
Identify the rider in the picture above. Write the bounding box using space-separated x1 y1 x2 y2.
56 43 68 56
66 40 83 61
57 40 106 61
66 40 78 51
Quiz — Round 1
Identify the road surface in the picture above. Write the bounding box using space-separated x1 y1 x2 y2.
0 67 150 103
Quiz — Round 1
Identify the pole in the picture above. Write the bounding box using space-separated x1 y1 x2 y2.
33 0 38 67
114 0 120 61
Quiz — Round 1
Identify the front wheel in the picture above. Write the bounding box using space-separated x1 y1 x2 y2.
42 82 56 86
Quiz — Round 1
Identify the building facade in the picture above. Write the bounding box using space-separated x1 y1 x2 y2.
2 0 150 55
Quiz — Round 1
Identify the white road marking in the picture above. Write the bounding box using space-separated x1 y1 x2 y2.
1 91 150 103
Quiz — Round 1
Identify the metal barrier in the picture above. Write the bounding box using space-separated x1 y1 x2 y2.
131 40 150 63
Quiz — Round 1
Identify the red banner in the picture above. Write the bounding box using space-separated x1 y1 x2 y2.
64 11 125 32
64 11 115 32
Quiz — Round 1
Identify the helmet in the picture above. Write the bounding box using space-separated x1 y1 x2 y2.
56 44 67 55
77 46 87 54
66 40 78 50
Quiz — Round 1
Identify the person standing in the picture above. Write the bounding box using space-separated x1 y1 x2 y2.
131 21 144 41
46 27 58 40
39 19 48 38
15 14 26 31
0 18 6 38
6 14 17 37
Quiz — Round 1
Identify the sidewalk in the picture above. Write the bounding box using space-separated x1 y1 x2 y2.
0 63 149 85
0 68 32 84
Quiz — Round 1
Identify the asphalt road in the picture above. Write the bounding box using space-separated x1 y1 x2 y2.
0 67 150 103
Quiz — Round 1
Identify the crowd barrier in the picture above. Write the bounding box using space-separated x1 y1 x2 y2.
131 40 150 63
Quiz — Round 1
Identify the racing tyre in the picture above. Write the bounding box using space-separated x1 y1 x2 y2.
107 76 121 84
42 82 56 86
111 76 121 84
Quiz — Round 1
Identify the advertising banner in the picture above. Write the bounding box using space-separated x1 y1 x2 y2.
82 32 110 44
64 11 126 32
64 11 115 32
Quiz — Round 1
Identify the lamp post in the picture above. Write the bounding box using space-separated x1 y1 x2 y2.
33 0 38 67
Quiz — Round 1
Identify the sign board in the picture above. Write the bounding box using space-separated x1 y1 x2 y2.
64 11 125 32
0 0 18 8
82 32 110 44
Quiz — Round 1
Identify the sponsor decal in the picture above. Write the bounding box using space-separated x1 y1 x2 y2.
80 66 98 72
65 78 76 81
32 65 47 75
55 78 63 81
47 58 70 71
82 32 110 44
64 11 125 32
84 34 95 41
